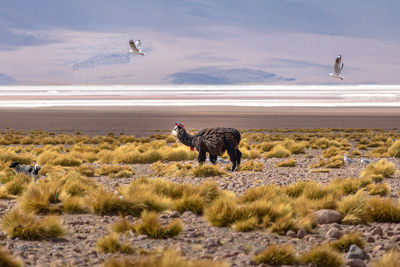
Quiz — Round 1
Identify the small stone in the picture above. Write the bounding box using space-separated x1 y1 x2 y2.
390 235 400 242
125 215 134 221
170 211 180 218
366 236 375 243
286 230 297 238
16 244 28 251
371 226 383 237
297 229 308 239
314 209 343 224
346 244 370 261
345 258 366 267
326 227 342 239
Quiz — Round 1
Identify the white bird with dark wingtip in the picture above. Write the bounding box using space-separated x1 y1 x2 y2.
129 39 144 56
344 154 354 164
360 158 371 164
329 55 344 80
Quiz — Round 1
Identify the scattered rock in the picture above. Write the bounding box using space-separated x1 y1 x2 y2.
346 244 370 261
286 230 297 238
297 229 308 239
326 227 342 239
345 258 366 267
371 226 383 237
314 209 343 224
366 236 375 243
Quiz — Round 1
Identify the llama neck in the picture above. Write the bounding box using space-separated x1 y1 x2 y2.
178 129 195 147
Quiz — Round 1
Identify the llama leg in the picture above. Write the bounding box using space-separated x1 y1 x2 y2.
198 148 206 165
209 154 217 164
236 149 242 168
227 147 238 171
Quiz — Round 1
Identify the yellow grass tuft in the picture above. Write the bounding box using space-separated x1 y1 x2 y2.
366 197 400 222
275 158 296 167
371 249 400 267
254 244 298 265
102 248 228 267
329 232 366 252
111 216 135 234
367 183 390 196
264 145 291 158
192 164 227 177
96 165 135 178
337 191 368 224
151 162 193 177
0 246 22 267
301 245 344 267
232 216 258 232
96 234 134 254
388 140 400 158
134 211 183 239
361 159 396 179
238 160 264 171
1 208 65 240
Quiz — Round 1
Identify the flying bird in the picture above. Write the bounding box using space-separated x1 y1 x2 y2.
329 55 344 80
129 40 144 56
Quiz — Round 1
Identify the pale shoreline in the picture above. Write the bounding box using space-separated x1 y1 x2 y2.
0 106 399 136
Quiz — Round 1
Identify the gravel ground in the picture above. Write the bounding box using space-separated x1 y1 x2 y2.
1 149 400 266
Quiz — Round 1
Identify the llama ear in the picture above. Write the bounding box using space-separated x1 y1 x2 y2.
175 121 184 128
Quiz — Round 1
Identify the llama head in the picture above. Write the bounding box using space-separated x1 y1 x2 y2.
171 121 184 136
9 161 20 168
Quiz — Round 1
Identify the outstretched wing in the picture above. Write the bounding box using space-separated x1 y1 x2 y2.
135 40 141 48
129 40 140 53
334 55 342 75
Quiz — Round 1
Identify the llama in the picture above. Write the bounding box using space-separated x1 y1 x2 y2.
9 162 41 180
171 122 242 171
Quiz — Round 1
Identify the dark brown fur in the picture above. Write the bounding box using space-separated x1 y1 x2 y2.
173 126 242 171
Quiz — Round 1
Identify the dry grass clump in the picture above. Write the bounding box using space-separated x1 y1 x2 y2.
160 146 196 161
97 234 134 254
1 209 65 240
264 145 291 158
367 183 390 196
134 211 183 239
0 246 22 267
232 217 258 232
96 165 135 178
308 155 344 169
102 248 228 267
19 173 96 214
365 197 400 222
360 159 395 179
92 189 170 217
275 158 296 167
337 191 368 224
254 244 298 265
192 164 227 177
309 168 330 173
329 232 366 252
284 181 308 198
111 216 135 234
388 140 400 157
282 139 307 154
151 162 193 177
259 142 277 152
371 249 400 267
301 245 344 267
0 149 34 164
53 154 82 166
313 137 340 149
77 164 96 177
4 173 32 196
238 160 264 171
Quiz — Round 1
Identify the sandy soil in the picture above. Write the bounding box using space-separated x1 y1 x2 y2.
0 106 400 136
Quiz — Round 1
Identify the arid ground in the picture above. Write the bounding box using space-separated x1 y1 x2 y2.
0 107 400 266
